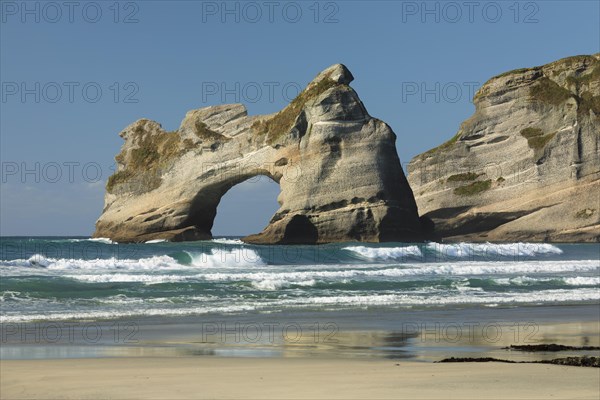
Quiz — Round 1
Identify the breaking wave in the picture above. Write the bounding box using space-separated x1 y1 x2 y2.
343 245 423 260
1 238 597 323
425 242 563 258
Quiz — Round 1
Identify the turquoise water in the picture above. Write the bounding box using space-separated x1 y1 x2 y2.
1 237 599 323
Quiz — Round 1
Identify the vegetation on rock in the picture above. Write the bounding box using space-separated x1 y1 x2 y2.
408 54 600 243
520 127 557 151
495 67 535 79
575 208 596 219
447 172 481 182
96 64 425 244
194 121 229 141
252 77 338 144
107 128 183 193
530 77 572 106
577 91 600 117
565 65 600 87
453 179 492 196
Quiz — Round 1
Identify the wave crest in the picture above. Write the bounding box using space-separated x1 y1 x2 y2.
343 245 423 260
187 248 265 268
426 242 563 258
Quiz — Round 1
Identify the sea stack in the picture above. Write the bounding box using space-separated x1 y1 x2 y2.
408 54 600 243
94 64 424 243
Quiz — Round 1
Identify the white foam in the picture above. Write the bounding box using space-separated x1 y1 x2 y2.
341 243 564 262
3 287 598 324
451 279 484 293
343 245 423 260
27 254 51 267
492 276 552 286
426 242 563 258
89 238 115 244
0 291 31 302
68 238 115 244
211 238 245 245
493 275 600 286
564 277 600 286
188 248 265 268
67 273 188 284
250 279 316 291
275 288 600 307
53 255 178 270
0 250 264 276
0 303 260 323
196 260 599 283
1 255 180 272
145 239 168 244
91 294 215 305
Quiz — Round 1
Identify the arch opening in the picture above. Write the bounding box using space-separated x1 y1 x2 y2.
185 173 281 238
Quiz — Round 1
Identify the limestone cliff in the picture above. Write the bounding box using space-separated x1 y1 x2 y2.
408 54 600 243
94 65 424 243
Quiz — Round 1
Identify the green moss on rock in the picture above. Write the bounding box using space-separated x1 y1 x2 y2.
252 77 338 144
530 77 572 106
182 138 196 150
453 180 492 196
578 91 600 117
194 121 228 141
520 128 557 150
447 172 481 182
520 127 544 139
107 130 182 193
495 67 535 79
530 133 556 150
106 170 132 192
566 66 600 87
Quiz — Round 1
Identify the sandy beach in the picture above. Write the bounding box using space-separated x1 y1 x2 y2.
1 357 599 400
2 306 599 399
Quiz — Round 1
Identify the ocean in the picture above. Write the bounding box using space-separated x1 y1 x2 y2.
1 237 599 324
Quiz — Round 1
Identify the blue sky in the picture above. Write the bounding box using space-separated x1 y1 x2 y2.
1 0 599 236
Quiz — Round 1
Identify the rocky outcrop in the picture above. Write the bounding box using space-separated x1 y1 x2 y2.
94 64 424 243
408 54 600 242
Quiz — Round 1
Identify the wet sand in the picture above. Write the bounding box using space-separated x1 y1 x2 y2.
2 305 599 399
3 305 599 361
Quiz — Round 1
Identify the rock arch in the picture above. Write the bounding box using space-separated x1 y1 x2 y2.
94 64 424 243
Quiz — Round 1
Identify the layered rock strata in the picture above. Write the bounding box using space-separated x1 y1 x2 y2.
407 54 600 242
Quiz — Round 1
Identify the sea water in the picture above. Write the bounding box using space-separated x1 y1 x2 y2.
0 237 598 323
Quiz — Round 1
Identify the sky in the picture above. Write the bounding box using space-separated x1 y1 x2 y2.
1 0 599 236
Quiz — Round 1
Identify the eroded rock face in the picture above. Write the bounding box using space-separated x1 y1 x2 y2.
407 54 600 243
94 64 424 243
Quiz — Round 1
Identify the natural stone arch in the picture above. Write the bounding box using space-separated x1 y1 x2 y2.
94 64 424 243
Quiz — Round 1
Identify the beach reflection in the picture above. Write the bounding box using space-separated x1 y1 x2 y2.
2 310 599 361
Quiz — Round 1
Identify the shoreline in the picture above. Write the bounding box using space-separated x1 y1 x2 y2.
2 268 598 397
2 357 599 399
2 304 599 361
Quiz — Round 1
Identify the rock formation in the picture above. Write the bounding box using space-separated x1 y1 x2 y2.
408 54 600 243
94 64 424 243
